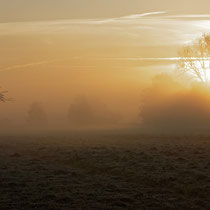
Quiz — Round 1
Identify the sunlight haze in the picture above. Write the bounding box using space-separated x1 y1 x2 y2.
0 0 210 131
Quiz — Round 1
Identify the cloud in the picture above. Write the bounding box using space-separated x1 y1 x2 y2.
0 11 209 50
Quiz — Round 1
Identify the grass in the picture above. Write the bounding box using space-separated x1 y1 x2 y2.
0 133 209 209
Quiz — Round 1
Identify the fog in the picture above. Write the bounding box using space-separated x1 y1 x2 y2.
141 74 210 134
0 67 144 133
0 17 209 135
2 68 210 135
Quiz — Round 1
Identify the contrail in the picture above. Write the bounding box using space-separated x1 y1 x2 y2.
1 57 208 73
93 57 210 61
87 11 166 24
166 14 210 18
0 58 81 73
121 11 166 19
0 11 167 35
0 60 56 72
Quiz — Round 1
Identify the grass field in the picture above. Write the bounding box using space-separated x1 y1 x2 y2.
0 132 209 209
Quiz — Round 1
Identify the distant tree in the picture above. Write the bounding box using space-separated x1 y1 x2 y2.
68 95 122 127
178 34 210 83
27 102 47 126
68 96 95 126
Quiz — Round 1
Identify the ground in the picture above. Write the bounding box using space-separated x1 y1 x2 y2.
0 132 209 209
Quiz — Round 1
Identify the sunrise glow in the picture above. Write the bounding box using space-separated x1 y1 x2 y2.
0 1 210 209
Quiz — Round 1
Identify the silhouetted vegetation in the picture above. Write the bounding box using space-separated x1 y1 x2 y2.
68 96 121 127
141 74 210 133
27 102 47 126
178 33 210 83
68 96 95 126
0 89 10 102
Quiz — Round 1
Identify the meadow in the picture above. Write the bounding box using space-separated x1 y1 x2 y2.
0 131 209 209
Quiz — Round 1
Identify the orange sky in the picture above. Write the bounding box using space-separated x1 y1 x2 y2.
0 1 210 128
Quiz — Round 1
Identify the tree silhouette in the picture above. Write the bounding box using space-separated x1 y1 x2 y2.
68 96 122 126
27 102 47 126
68 96 95 126
0 86 12 102
178 34 210 83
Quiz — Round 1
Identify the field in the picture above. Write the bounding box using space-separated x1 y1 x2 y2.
0 132 210 209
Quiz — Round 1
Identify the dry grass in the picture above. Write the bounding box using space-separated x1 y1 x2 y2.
0 132 209 209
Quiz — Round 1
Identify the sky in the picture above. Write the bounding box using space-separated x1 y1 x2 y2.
0 1 210 129
0 0 210 22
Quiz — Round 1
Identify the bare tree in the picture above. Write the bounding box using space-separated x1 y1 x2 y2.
0 89 11 102
177 34 210 83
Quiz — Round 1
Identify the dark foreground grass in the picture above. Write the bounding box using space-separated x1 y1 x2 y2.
0 133 209 209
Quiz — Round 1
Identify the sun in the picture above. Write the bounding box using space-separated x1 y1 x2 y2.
192 60 210 83
183 59 210 83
